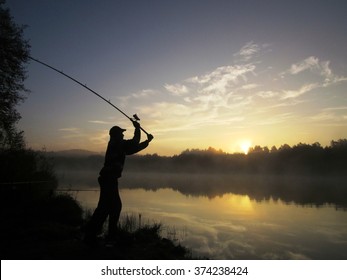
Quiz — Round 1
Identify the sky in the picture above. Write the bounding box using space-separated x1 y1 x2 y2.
6 0 347 156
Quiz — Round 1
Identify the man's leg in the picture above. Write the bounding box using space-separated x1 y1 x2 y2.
84 177 111 242
108 180 122 236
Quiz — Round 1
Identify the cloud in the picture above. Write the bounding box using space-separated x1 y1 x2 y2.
58 127 86 139
117 89 157 106
256 90 279 98
138 101 183 117
234 41 261 61
309 106 347 124
88 120 114 125
187 64 256 94
223 239 257 259
279 57 347 100
286 251 310 260
131 89 157 99
310 112 336 121
324 106 347 111
89 130 109 146
281 83 319 99
59 127 80 132
164 83 189 96
254 113 294 126
241 83 260 90
288 56 320 75
115 42 347 148
285 56 347 85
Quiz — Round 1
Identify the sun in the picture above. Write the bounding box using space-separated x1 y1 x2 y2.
240 140 252 154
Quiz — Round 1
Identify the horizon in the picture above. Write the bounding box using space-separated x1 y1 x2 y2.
7 1 347 156
44 138 345 157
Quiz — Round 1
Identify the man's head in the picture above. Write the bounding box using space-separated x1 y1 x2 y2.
109 126 126 139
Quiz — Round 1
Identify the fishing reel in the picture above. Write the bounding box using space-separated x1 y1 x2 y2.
131 114 153 140
132 114 141 122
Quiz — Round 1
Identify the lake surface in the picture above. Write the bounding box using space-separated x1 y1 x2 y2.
57 171 347 259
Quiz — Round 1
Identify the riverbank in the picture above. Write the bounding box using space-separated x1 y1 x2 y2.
0 190 192 260
1 219 192 260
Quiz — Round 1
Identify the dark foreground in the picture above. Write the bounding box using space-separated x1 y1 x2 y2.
1 220 192 260
0 188 192 260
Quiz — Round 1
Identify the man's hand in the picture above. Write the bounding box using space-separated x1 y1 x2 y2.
132 120 140 129
147 134 154 142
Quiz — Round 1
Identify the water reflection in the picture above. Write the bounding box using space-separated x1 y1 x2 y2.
57 171 347 259
58 170 347 210
69 188 347 259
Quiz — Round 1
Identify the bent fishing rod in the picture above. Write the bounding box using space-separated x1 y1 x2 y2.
29 56 151 136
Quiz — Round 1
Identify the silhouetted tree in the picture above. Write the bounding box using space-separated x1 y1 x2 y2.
279 143 291 151
0 2 82 228
0 0 30 150
270 145 277 153
330 139 347 150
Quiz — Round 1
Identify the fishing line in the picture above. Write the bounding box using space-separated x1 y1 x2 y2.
29 56 151 136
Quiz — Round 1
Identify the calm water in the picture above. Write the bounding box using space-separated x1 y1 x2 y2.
57 171 347 259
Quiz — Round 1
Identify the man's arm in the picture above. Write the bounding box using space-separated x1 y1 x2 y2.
125 133 154 155
131 121 141 144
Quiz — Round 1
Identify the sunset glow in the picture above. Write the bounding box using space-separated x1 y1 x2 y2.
240 141 252 155
7 1 347 156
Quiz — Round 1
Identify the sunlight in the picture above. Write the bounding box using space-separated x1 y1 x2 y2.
240 140 252 154
224 194 255 215
236 195 254 212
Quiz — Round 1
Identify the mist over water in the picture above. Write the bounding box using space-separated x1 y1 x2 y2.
57 168 347 209
56 169 347 259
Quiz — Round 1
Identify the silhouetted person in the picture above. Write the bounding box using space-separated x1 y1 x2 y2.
84 121 153 245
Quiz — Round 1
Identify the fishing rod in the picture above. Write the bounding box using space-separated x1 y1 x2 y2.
29 56 151 136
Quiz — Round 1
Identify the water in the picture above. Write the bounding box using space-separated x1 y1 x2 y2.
57 170 347 259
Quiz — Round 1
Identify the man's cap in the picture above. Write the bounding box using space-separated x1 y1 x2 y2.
109 126 126 136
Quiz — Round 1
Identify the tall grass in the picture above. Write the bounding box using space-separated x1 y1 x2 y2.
117 212 186 244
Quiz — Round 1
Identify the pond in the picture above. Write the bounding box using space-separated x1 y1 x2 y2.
57 171 347 259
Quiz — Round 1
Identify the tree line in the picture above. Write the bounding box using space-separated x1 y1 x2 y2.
53 139 347 176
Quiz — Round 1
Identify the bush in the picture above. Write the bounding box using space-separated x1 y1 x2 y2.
0 148 83 227
41 194 83 226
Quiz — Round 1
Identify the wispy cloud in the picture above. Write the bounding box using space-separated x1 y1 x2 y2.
256 90 279 99
89 130 109 146
254 112 294 126
164 83 189 96
288 56 320 75
284 56 347 85
234 41 261 61
323 106 347 111
117 89 157 106
187 64 256 94
281 83 319 99
58 127 86 140
114 42 347 152
309 106 347 124
57 126 110 150
241 83 260 90
59 127 80 132
279 56 347 100
131 89 157 99
88 120 114 125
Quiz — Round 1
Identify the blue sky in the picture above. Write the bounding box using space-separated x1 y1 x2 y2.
7 0 347 155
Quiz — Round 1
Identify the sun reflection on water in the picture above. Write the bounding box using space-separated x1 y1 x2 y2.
62 186 347 259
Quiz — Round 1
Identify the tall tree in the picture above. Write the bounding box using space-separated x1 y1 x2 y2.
0 0 30 150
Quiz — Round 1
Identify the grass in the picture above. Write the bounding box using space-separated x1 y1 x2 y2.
118 213 187 244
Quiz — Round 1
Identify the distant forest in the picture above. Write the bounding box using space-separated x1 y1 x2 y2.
52 139 347 176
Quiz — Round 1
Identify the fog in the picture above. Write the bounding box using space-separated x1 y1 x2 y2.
53 141 347 210
56 169 347 210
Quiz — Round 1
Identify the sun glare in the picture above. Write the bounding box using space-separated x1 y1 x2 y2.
240 140 252 154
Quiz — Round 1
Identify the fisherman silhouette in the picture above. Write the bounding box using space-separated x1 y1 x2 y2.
84 120 153 246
